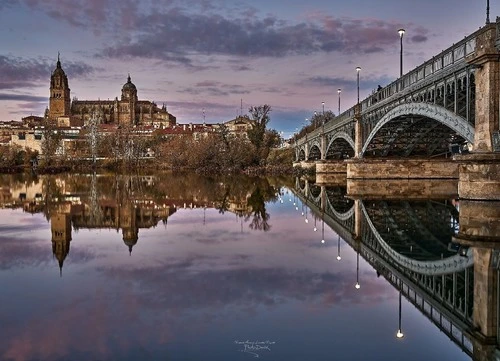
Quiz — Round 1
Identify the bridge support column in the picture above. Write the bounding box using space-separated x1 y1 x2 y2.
454 200 500 360
354 104 363 158
458 21 500 200
469 247 499 361
320 185 326 213
354 199 362 241
320 132 326 160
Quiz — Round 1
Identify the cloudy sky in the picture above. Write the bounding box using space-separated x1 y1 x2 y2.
0 0 495 137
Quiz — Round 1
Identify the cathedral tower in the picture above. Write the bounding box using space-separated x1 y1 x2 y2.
49 54 71 121
120 74 137 125
51 213 72 276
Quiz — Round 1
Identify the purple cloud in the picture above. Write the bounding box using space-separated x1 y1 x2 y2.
0 55 95 90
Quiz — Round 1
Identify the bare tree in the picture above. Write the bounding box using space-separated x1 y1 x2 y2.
40 120 62 167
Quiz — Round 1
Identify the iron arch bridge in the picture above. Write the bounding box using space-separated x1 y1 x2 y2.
294 23 483 162
296 181 472 276
292 183 475 355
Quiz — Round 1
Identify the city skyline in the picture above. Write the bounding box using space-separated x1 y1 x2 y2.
0 0 495 138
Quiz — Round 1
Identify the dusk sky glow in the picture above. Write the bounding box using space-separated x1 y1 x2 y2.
0 0 495 137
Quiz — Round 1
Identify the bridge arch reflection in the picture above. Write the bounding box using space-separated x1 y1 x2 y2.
294 179 479 358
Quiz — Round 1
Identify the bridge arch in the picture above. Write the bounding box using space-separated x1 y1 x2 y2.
297 148 306 161
361 202 473 275
326 131 355 159
361 102 475 157
309 143 321 160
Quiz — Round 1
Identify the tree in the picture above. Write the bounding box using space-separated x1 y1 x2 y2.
247 104 271 152
310 110 336 129
40 120 62 167
86 110 101 165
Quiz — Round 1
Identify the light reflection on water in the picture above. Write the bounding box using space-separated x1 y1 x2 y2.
0 173 473 361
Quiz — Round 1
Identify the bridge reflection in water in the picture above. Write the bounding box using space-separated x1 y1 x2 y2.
294 178 500 361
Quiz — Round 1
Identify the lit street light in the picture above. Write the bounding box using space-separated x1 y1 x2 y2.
355 249 360 289
337 88 341 115
396 290 404 338
356 67 361 104
398 28 405 77
336 234 341 261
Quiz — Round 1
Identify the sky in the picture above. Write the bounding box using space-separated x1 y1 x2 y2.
0 0 495 138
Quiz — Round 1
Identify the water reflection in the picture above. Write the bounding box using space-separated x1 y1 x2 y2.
297 178 500 361
1 173 497 360
0 173 282 271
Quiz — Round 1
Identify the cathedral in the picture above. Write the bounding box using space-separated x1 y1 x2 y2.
48 56 176 127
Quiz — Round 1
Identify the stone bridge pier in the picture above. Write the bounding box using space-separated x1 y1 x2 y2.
454 199 500 360
458 20 500 200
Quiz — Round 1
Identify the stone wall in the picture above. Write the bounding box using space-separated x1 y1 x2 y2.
346 159 459 179
347 179 458 199
316 160 347 174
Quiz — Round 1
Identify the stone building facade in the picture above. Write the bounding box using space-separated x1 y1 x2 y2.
48 58 176 128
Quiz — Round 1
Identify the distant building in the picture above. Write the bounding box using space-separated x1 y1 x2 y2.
48 56 176 128
223 116 253 140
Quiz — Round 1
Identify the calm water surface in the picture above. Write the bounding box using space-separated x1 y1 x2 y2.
0 173 475 360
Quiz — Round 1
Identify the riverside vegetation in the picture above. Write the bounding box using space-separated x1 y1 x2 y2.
0 105 303 175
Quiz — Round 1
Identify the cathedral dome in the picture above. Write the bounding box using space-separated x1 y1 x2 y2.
122 74 137 92
51 55 69 87
52 65 66 77
121 74 138 102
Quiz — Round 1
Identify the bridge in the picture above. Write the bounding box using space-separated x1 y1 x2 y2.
292 178 500 360
294 19 500 200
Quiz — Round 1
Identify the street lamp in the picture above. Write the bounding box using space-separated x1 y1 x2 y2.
322 101 325 115
337 89 341 115
321 216 325 244
487 0 490 24
356 67 361 104
398 29 405 77
355 249 360 289
396 290 404 338
336 234 341 261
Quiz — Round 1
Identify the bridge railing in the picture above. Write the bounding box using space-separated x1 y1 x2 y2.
359 26 480 113
296 22 495 147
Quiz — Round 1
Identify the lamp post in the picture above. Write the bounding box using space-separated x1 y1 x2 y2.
398 29 405 78
321 215 325 244
322 101 325 115
355 249 360 289
336 234 341 261
356 67 361 104
487 0 490 24
396 290 404 338
337 89 341 115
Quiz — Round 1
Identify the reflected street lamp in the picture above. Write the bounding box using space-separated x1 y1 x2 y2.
396 290 404 338
321 215 325 244
398 29 405 77
355 249 360 289
337 88 341 115
356 67 361 104
336 234 341 261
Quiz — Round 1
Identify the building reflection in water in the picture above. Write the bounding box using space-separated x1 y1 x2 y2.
0 173 498 360
294 177 500 361
0 173 279 275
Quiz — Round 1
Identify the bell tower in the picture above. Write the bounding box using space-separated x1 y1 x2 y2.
48 53 71 121
51 213 72 277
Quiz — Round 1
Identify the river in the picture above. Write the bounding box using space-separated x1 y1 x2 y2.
0 172 491 361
